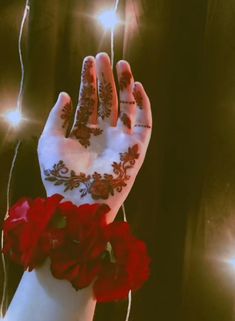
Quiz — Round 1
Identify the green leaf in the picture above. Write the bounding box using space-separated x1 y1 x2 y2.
106 242 116 263
51 214 67 229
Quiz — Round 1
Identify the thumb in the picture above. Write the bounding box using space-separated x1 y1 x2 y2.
41 92 72 137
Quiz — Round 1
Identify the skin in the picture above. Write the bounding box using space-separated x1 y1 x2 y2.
38 53 152 221
3 53 152 321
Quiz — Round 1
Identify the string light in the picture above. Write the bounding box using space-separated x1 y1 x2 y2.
98 9 120 30
1 1 132 320
97 3 132 313
96 0 121 68
2 0 29 129
0 0 29 317
4 110 23 127
97 2 132 320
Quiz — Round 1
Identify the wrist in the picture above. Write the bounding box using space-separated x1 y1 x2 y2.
35 261 96 321
4 260 96 321
3 194 150 306
45 189 119 222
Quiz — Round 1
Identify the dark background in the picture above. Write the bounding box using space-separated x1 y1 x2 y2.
1 0 235 320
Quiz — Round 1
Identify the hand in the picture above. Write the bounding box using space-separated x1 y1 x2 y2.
38 53 152 221
4 53 151 321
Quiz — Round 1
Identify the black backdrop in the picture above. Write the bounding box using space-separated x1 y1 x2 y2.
1 1 235 320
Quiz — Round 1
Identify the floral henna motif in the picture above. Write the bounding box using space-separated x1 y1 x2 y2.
119 71 132 91
72 59 102 147
73 125 102 148
98 73 113 119
121 113 131 129
44 144 139 200
61 101 72 128
133 88 143 109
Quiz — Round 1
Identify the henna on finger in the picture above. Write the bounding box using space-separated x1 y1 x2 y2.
120 112 131 129
98 73 113 119
119 100 136 105
119 71 132 91
44 144 139 200
133 87 143 109
71 59 102 147
61 101 72 129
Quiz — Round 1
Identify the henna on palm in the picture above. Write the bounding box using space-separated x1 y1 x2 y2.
72 59 102 147
44 144 139 200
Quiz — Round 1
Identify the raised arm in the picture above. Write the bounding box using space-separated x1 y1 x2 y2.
3 52 152 321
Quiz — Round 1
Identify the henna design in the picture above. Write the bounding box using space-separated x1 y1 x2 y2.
72 59 102 147
119 71 132 91
134 124 151 129
120 100 135 105
61 101 72 128
98 73 113 119
133 89 143 109
44 144 139 200
121 113 131 129
72 125 103 148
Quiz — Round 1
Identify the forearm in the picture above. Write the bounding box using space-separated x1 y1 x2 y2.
2 187 118 321
3 260 96 321
3 191 100 321
3 52 152 321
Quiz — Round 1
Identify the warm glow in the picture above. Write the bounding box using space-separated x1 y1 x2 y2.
98 10 119 30
4 109 23 127
226 258 235 269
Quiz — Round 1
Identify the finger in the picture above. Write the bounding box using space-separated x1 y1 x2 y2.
70 56 102 148
133 82 152 144
116 60 136 134
70 56 98 135
41 92 72 137
96 52 118 126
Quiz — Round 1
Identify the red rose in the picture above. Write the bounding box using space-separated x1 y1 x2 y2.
50 203 111 290
3 194 64 270
50 242 103 290
3 198 31 264
93 222 150 302
61 203 108 242
3 195 150 303
20 194 64 270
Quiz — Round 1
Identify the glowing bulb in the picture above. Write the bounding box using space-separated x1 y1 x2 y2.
98 10 119 30
4 109 23 127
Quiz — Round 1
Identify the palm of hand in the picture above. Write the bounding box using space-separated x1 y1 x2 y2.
38 53 152 220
